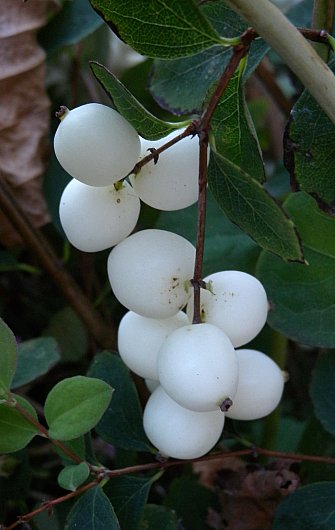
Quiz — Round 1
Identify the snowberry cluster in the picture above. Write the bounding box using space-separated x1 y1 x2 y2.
54 103 286 460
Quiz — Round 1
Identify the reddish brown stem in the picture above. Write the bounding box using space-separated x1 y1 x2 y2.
131 123 197 175
5 445 335 529
13 398 82 464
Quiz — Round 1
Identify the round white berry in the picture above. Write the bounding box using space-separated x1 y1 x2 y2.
117 310 189 379
145 378 160 393
54 103 141 186
129 129 206 211
225 349 285 421
59 179 140 252
143 386 225 459
157 323 238 412
107 229 195 318
187 270 268 347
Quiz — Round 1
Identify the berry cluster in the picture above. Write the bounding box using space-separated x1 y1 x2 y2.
54 103 285 460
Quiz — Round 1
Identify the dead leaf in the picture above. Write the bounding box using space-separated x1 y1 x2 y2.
194 455 300 530
0 0 58 246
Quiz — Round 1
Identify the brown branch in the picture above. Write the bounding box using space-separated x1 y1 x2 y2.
5 445 335 529
0 175 116 350
255 59 292 117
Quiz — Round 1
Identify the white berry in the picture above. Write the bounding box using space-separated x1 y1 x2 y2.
225 349 285 420
107 229 195 318
54 103 141 186
187 270 268 347
117 310 189 379
143 386 225 459
129 129 206 211
157 323 238 412
59 180 140 252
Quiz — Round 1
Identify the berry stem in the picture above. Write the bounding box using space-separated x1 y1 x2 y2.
191 31 254 324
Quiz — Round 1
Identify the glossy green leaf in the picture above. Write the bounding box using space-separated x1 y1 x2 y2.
299 415 335 482
210 67 265 183
43 306 89 362
257 192 335 347
58 462 90 492
90 0 222 59
39 0 103 55
45 376 113 441
88 352 152 452
164 475 218 530
65 486 120 530
140 505 180 529
310 351 335 436
0 318 17 395
105 473 161 530
272 482 335 529
284 58 335 213
149 1 268 115
156 190 260 276
90 62 183 140
11 337 60 389
0 395 39 454
208 151 303 261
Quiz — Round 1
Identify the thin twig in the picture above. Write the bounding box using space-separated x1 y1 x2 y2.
0 175 116 350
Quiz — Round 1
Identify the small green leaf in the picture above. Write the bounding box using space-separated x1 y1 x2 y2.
257 192 335 347
140 505 180 530
45 376 113 441
11 337 60 389
310 351 335 436
58 462 90 492
105 473 162 530
0 395 39 454
88 352 152 452
43 306 89 362
0 318 17 395
210 67 265 183
272 482 335 529
54 436 87 465
39 0 103 55
208 151 303 261
90 62 182 140
65 486 120 530
90 0 222 59
284 57 335 213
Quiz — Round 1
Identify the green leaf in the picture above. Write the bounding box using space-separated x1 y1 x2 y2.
65 486 120 530
310 351 335 436
54 436 87 465
257 192 335 347
140 505 180 530
90 0 222 59
0 318 17 395
208 151 303 261
105 473 161 530
284 57 335 213
298 415 335 482
88 352 152 452
39 0 103 55
90 62 183 140
11 337 60 389
149 1 268 115
45 376 113 441
156 189 260 276
43 306 89 362
0 395 39 454
164 475 218 530
58 462 90 492
210 66 265 183
272 482 335 529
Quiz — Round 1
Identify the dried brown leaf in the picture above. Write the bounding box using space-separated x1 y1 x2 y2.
0 0 57 246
